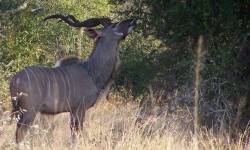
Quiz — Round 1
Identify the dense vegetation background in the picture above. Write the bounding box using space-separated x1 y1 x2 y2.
0 0 249 134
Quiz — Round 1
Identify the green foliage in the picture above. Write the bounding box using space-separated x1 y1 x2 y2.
115 32 194 97
0 67 11 110
0 0 111 72
111 0 250 129
116 34 160 95
0 0 112 109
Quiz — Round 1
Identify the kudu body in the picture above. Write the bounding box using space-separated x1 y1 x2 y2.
10 15 136 143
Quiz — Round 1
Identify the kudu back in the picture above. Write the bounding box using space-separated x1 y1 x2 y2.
10 15 136 143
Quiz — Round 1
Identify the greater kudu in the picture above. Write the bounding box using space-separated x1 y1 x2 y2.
10 14 136 143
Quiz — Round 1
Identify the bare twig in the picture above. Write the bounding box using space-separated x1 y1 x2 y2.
194 36 203 150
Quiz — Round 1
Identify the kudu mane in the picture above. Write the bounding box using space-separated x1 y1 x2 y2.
55 55 80 67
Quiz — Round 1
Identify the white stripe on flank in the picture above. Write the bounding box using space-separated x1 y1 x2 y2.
24 68 32 93
27 67 42 96
36 67 45 87
60 68 71 100
49 68 59 94
55 68 66 101
38 67 51 97
48 68 59 112
68 73 76 98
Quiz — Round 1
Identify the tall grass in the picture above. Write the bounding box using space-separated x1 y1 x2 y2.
0 99 249 150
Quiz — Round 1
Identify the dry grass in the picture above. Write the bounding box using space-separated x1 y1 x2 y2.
0 100 249 150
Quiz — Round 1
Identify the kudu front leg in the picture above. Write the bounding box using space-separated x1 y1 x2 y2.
70 109 85 143
16 112 36 143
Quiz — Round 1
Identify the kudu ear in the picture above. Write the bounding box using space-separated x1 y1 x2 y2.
84 29 102 39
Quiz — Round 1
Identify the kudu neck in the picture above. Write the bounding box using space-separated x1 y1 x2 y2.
94 38 119 53
87 37 120 90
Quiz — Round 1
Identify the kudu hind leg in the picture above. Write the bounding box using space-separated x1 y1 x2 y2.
16 112 36 143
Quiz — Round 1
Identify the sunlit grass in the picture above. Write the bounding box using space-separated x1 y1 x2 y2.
0 100 249 150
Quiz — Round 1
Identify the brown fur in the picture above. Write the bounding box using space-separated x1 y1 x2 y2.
55 55 80 67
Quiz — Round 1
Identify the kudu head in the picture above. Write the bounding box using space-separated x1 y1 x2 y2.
43 14 136 40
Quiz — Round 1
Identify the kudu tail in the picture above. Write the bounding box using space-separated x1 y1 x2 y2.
9 75 21 124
